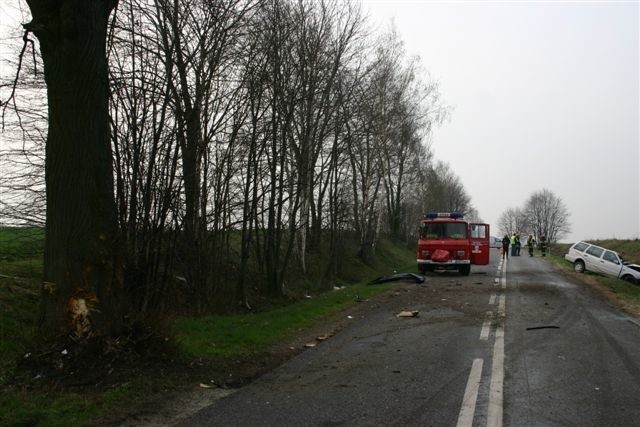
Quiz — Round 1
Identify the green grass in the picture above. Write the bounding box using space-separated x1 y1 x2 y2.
174 282 392 359
0 227 44 262
0 228 42 386
1 391 99 427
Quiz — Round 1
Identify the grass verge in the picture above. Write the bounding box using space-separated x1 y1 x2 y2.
174 281 392 360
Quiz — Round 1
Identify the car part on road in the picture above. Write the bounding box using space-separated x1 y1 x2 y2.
396 310 419 318
526 325 560 330
368 273 425 285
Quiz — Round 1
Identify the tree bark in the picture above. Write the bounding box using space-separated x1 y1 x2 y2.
25 0 125 339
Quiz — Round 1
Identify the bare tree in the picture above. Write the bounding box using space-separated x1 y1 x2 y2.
108 0 183 314
524 188 571 244
421 160 472 214
497 207 529 236
0 5 47 228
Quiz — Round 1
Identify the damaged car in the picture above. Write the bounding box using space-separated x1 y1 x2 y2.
564 241 640 285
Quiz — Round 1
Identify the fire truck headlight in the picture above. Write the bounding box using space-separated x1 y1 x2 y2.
422 250 429 258
457 250 465 258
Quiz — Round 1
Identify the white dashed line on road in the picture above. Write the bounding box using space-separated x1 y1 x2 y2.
456 358 484 427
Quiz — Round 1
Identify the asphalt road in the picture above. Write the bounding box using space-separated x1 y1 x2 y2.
181 249 640 426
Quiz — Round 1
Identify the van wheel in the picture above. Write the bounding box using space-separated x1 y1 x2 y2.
622 275 638 285
573 260 585 273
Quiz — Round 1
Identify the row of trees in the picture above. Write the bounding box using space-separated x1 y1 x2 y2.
0 0 476 337
497 188 571 243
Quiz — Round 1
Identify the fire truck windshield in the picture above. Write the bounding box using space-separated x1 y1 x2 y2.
420 222 468 240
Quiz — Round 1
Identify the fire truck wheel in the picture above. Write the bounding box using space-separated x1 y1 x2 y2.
460 265 471 276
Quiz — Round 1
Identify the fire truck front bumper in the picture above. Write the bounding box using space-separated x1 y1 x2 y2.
417 259 471 266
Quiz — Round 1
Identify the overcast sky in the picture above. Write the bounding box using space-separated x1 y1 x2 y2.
362 0 639 243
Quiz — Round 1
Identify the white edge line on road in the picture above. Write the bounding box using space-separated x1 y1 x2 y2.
489 294 496 305
480 312 493 340
456 358 484 427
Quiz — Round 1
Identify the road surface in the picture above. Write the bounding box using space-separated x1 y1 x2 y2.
180 249 640 426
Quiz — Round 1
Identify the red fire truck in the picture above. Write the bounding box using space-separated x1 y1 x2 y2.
417 212 490 275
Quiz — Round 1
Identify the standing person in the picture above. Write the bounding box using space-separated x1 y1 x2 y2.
502 234 510 259
527 234 535 257
515 233 521 256
539 235 547 256
510 233 517 256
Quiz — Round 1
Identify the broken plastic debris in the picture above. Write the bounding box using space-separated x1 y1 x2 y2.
304 342 317 348
316 334 330 341
61 349 68 355
369 273 425 285
347 315 354 319
199 383 214 389
396 310 419 318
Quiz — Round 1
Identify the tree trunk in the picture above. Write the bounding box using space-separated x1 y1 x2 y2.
25 0 125 339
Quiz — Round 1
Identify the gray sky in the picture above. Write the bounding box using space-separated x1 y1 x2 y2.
362 0 640 242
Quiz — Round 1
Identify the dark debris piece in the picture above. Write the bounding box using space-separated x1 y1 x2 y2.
369 273 425 285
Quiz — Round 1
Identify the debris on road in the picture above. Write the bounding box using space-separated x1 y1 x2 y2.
369 273 425 285
396 310 419 318
526 325 560 330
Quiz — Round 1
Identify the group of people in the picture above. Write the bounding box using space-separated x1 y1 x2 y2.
501 232 544 259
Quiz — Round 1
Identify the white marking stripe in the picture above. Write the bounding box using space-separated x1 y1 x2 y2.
489 294 496 305
487 325 504 427
480 311 493 340
487 258 506 426
457 358 484 427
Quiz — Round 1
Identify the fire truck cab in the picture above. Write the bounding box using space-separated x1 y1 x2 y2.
417 212 490 276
